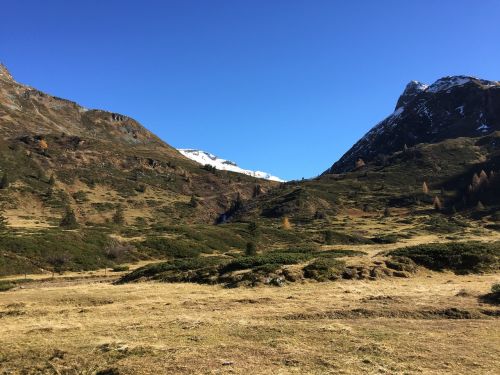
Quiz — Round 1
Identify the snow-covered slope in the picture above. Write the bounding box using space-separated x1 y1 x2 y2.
179 149 285 182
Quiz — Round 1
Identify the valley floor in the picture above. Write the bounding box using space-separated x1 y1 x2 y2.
1 271 499 374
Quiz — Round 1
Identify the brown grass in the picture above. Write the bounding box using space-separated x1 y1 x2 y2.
1 271 499 374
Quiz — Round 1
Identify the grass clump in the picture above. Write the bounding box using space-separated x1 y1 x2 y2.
389 241 499 273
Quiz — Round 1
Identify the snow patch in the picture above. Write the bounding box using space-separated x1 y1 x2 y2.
427 76 471 93
409 80 429 92
476 123 491 133
178 149 285 182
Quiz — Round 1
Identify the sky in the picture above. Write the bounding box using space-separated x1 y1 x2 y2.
1 1 500 180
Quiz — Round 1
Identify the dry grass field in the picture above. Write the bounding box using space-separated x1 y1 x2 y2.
1 267 499 374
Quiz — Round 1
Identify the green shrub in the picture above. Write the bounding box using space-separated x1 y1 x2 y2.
139 238 203 258
220 252 312 274
0 280 14 292
303 258 346 281
492 283 500 293
245 242 257 256
111 265 130 272
389 242 499 273
320 231 372 245
0 229 117 276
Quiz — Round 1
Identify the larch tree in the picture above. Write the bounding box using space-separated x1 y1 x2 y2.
433 196 442 211
282 216 292 230
422 182 429 195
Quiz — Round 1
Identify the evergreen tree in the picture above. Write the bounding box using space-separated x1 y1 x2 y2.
48 174 56 185
324 230 333 245
252 184 262 198
189 195 198 208
0 208 8 232
0 173 9 189
112 205 125 225
245 241 257 256
60 207 78 229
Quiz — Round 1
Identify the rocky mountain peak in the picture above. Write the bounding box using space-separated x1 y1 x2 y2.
395 80 428 110
324 75 500 174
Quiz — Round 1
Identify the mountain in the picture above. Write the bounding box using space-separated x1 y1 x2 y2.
179 149 284 182
0 64 276 227
233 75 500 222
324 76 500 174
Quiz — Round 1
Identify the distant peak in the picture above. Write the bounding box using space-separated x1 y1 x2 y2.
178 148 285 182
0 63 14 81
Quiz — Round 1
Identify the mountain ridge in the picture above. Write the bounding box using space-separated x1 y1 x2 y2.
324 75 500 174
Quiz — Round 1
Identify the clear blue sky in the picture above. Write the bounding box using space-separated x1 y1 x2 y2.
1 1 499 180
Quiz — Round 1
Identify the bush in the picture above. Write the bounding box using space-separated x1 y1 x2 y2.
138 238 203 258
0 229 114 276
245 242 257 256
0 280 14 292
220 251 312 274
389 242 499 273
303 258 346 281
60 207 78 229
111 265 130 272
320 231 372 245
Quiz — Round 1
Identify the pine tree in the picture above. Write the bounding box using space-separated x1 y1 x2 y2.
0 173 9 189
324 230 333 245
0 208 8 232
48 174 56 185
189 195 198 208
112 205 125 225
383 207 391 217
252 184 262 198
248 221 259 235
60 207 78 229
245 242 257 256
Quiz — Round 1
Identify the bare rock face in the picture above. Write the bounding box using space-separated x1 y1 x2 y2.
324 76 500 174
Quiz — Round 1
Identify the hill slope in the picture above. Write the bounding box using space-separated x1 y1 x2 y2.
0 64 276 228
233 76 500 222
